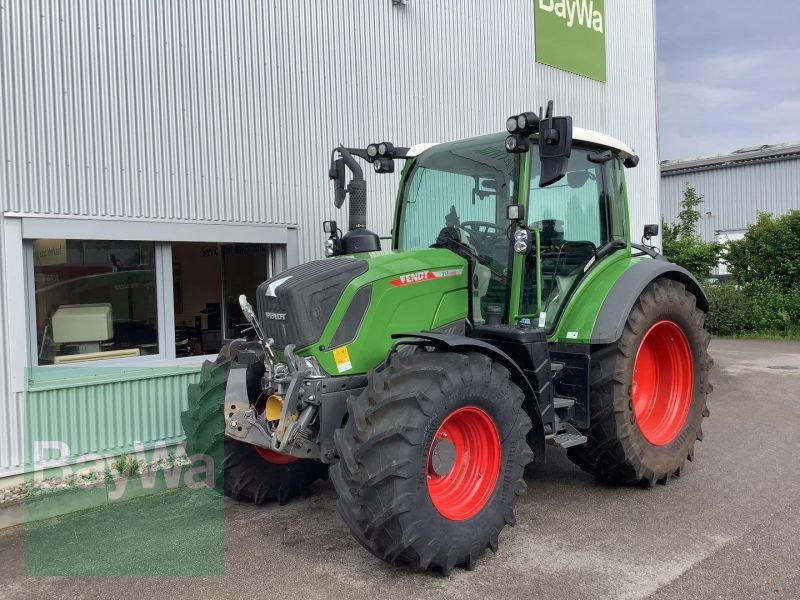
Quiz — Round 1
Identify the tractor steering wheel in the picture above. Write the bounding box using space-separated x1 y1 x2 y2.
459 221 506 260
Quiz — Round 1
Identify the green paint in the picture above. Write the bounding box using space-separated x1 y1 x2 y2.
535 0 607 82
305 248 468 375
549 252 644 343
509 152 532 323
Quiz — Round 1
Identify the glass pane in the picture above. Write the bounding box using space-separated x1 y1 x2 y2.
522 149 608 326
34 240 158 365
397 134 518 322
172 242 224 355
221 244 270 339
528 151 605 246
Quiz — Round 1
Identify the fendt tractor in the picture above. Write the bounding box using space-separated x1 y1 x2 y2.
181 102 712 574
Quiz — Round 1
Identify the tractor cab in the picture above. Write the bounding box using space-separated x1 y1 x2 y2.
394 121 638 333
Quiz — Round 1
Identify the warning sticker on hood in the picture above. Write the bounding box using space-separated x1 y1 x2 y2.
332 345 352 373
388 268 464 287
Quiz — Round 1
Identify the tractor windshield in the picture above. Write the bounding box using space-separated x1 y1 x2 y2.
396 134 519 317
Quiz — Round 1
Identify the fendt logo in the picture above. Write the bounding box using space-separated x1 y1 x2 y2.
264 311 287 321
389 268 463 287
538 0 603 33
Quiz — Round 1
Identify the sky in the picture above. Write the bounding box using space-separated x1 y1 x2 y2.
656 0 800 160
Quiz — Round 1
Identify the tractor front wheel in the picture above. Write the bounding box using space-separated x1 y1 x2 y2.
567 277 712 485
331 351 533 574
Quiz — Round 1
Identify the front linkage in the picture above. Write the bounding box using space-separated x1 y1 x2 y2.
223 340 366 464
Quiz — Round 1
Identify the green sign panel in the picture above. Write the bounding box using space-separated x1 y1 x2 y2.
534 0 607 82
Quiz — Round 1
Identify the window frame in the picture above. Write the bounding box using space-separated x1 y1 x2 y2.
24 239 277 370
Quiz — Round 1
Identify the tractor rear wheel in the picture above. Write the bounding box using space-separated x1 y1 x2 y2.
330 351 533 574
180 344 327 504
567 277 712 485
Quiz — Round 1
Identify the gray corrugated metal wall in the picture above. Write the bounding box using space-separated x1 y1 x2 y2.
0 216 10 472
661 159 800 241
2 0 658 262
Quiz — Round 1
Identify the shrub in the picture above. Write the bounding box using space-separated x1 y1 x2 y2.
748 280 800 335
726 210 800 292
704 282 753 337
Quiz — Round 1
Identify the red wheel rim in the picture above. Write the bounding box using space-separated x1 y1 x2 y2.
254 447 297 465
631 320 694 446
426 406 501 521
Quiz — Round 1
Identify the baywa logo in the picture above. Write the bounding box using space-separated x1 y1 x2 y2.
538 0 604 33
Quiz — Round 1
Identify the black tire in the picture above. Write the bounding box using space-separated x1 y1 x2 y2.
180 343 327 505
330 350 533 575
567 277 712 486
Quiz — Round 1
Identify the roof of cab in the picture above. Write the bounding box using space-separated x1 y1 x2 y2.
406 127 635 160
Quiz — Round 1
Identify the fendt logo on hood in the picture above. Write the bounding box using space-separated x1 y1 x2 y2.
264 312 287 321
538 0 604 32
389 268 463 287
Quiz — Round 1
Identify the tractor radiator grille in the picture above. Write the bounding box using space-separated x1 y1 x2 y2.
256 258 368 350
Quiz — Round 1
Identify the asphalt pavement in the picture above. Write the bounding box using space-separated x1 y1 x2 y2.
1 338 798 599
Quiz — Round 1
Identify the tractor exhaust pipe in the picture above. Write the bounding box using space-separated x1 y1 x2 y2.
331 147 367 231
328 146 380 253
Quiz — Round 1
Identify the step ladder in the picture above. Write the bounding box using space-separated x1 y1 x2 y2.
549 423 587 449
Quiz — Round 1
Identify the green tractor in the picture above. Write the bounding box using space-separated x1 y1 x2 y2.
181 102 711 574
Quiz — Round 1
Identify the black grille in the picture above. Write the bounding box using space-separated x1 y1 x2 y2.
256 258 368 350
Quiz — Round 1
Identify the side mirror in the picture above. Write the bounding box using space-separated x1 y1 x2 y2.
538 115 573 187
643 224 659 240
323 220 338 234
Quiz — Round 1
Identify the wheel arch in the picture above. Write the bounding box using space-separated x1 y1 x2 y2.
390 332 547 463
591 259 709 345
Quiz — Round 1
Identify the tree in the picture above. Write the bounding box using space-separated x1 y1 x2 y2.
661 184 721 281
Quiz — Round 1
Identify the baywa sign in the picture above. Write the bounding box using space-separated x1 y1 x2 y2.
535 0 607 82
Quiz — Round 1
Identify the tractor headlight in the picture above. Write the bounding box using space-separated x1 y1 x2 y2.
366 143 379 158
506 116 519 134
517 113 529 130
505 134 530 154
513 229 531 254
325 238 335 257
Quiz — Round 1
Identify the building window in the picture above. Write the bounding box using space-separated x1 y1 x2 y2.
172 242 271 356
33 240 158 365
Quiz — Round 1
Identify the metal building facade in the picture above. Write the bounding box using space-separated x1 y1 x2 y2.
0 0 659 477
661 143 800 242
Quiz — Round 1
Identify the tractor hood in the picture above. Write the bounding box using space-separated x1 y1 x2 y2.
257 249 469 375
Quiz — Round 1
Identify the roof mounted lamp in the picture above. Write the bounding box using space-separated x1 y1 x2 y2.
505 100 573 187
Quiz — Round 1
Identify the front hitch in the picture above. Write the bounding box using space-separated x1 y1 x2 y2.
223 346 322 460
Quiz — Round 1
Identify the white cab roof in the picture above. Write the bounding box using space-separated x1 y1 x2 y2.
406 128 635 159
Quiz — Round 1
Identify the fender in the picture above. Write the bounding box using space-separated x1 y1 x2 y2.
591 257 709 344
391 332 548 463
